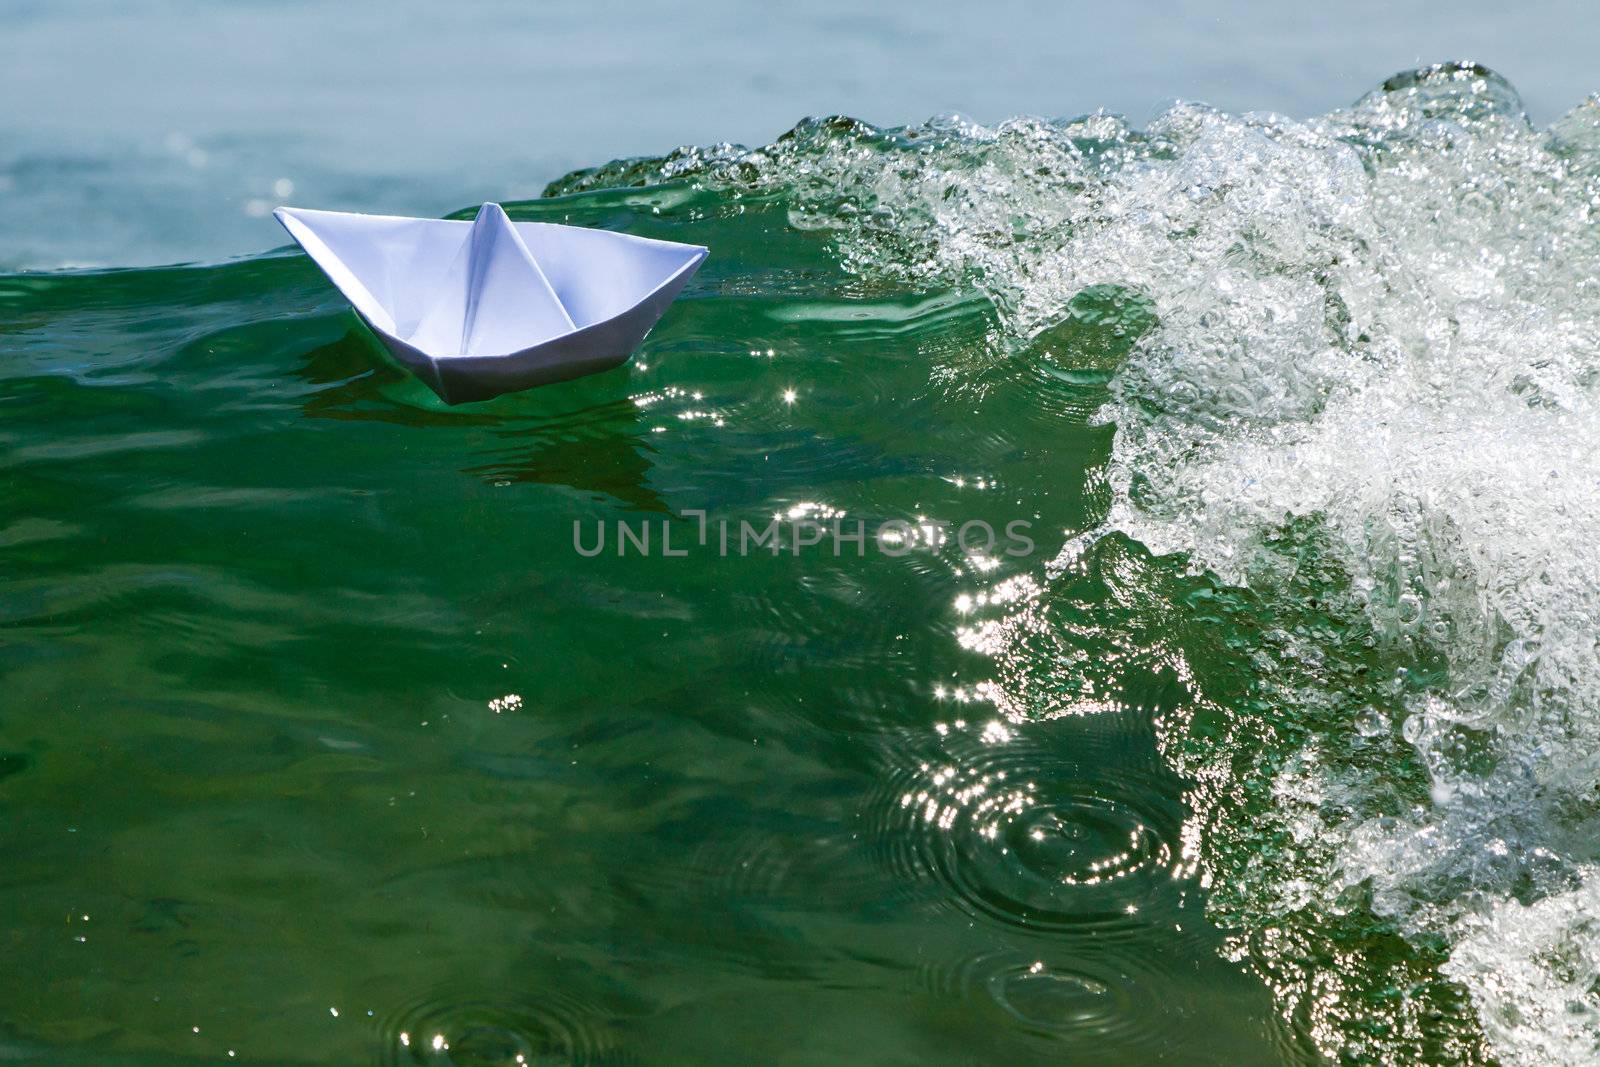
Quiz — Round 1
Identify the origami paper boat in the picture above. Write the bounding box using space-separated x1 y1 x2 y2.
276 203 708 404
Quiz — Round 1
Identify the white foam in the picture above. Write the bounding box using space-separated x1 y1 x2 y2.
673 65 1600 1062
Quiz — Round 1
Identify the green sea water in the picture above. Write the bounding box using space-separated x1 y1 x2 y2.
7 64 1600 1065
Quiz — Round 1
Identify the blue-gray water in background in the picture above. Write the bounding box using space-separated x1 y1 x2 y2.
2 0 1596 268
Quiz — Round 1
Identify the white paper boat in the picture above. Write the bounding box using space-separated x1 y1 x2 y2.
276 202 708 404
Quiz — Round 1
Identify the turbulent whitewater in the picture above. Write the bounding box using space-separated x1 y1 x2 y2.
564 63 1600 1064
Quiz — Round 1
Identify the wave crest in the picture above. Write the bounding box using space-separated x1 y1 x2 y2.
553 62 1600 1064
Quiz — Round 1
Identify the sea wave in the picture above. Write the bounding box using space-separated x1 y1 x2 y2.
560 62 1600 1064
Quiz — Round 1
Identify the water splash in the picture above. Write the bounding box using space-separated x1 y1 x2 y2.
566 62 1600 1063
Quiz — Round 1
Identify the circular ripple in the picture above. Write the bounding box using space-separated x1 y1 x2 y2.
377 989 617 1067
1009 795 1167 890
986 960 1119 1034
916 948 1201 1053
871 722 1181 932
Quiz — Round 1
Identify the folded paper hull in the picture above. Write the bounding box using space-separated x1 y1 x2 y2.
275 204 707 404
371 258 701 404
